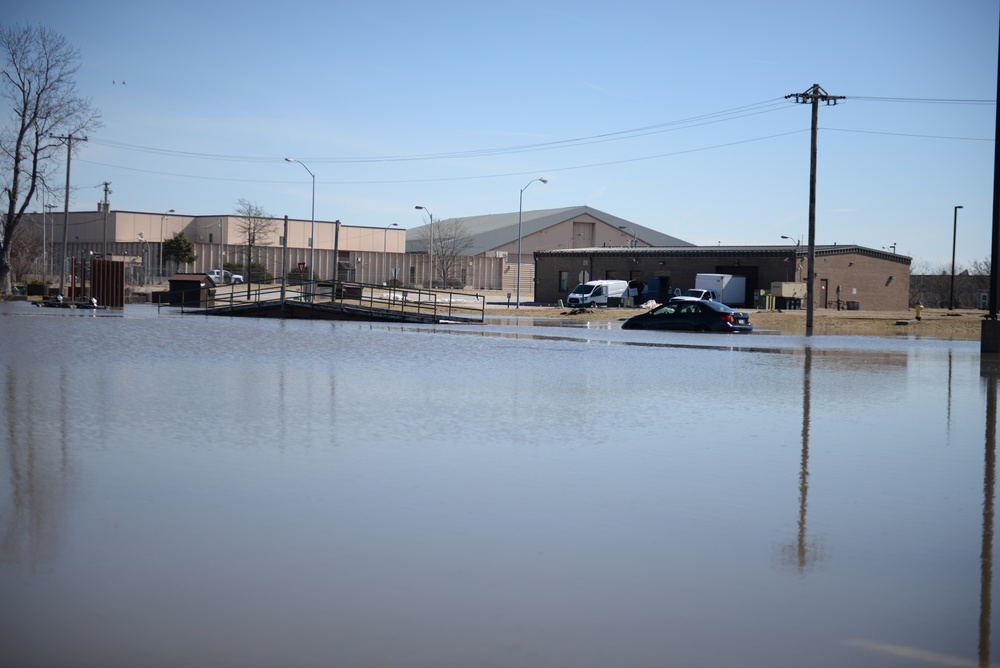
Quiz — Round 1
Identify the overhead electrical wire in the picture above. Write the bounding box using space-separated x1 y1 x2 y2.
81 130 811 186
78 95 994 185
85 98 792 165
846 95 994 105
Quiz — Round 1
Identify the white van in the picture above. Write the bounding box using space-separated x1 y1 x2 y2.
565 280 629 308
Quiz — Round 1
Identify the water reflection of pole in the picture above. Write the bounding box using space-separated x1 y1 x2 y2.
947 350 954 434
795 346 813 571
980 366 996 666
782 346 824 572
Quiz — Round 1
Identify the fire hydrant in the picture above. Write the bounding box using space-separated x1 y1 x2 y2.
915 300 924 321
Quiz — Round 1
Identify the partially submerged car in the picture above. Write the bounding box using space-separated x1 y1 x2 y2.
622 299 752 333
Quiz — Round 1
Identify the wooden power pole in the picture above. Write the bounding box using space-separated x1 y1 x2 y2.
785 84 844 336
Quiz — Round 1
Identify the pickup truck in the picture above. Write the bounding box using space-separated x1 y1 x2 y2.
207 269 244 284
671 288 718 302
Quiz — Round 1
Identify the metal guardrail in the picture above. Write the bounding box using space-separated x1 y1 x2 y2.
160 279 486 323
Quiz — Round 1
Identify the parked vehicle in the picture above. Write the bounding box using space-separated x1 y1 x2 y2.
207 269 244 284
694 273 746 306
672 288 718 302
566 280 629 308
621 299 752 333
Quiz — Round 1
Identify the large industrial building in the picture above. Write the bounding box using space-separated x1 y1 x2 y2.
23 204 911 310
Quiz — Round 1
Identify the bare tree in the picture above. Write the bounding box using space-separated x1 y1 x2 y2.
970 256 992 276
0 25 101 296
7 215 42 282
910 261 946 308
233 198 276 284
414 218 475 288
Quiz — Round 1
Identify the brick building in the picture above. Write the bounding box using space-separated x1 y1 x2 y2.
535 244 911 311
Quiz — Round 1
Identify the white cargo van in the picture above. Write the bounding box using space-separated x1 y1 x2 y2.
565 280 629 308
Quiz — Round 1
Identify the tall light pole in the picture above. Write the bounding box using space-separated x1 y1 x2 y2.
218 221 225 277
781 235 802 282
383 223 398 285
285 158 316 294
618 225 636 247
159 209 174 282
42 197 56 280
415 206 434 289
950 205 964 310
517 177 548 308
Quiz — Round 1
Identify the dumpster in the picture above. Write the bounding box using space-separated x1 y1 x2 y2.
336 282 363 300
846 300 860 311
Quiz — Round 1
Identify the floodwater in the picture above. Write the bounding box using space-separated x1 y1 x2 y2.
0 301 996 668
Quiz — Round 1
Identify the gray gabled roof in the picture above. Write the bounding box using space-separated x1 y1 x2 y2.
405 205 692 255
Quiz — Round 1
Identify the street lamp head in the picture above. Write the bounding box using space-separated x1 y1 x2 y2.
415 206 424 211
956 205 964 210
284 157 296 163
540 178 548 184
166 209 174 213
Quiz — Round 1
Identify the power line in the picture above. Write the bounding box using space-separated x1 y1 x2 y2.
86 98 792 165
823 127 993 141
79 129 810 186
847 95 995 105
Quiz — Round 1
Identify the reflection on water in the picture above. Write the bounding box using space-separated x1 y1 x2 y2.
982 361 997 668
777 347 828 574
0 302 996 667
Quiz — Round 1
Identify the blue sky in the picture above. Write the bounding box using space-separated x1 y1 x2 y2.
7 0 998 269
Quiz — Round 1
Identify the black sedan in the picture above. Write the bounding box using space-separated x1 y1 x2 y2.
622 299 753 333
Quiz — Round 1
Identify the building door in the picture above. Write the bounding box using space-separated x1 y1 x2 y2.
820 279 829 309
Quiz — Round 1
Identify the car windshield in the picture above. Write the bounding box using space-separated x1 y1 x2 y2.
651 304 679 316
569 284 591 296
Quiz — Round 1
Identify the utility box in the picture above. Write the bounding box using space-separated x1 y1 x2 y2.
770 282 806 298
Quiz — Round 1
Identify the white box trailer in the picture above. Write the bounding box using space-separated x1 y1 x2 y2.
695 273 747 306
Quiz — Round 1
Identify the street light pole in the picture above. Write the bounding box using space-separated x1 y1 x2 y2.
517 177 548 308
383 223 398 285
617 225 636 247
781 235 802 282
285 158 316 296
159 209 174 282
44 202 57 278
950 205 964 310
415 206 434 289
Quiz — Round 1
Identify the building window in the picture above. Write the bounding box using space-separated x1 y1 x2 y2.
559 271 568 291
605 270 617 280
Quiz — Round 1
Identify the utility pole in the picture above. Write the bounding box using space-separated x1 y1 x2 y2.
101 181 112 258
51 134 88 297
785 84 843 336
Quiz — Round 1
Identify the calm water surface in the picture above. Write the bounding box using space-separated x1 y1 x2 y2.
0 302 996 667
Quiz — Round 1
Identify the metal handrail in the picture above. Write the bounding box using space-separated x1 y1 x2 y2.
159 278 486 322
